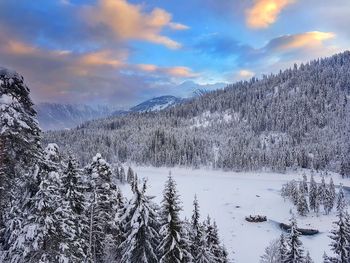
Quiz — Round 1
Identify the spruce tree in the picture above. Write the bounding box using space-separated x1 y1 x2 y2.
309 174 318 213
328 209 350 263
127 166 135 184
337 184 347 213
61 154 90 261
297 190 309 216
285 217 305 263
279 233 288 263
85 153 118 263
6 168 78 262
205 216 227 262
301 174 308 194
158 175 190 263
195 225 214 263
319 176 327 207
191 195 201 259
0 69 42 249
119 180 159 263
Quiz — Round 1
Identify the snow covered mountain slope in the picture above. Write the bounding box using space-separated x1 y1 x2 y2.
129 95 182 112
37 95 183 130
35 103 113 131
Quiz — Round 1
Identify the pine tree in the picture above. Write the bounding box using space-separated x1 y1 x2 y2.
319 176 327 207
119 167 126 184
127 166 135 184
195 225 214 263
0 70 42 249
6 168 78 262
337 184 347 213
158 175 190 263
119 180 159 263
301 174 308 194
205 217 227 263
324 179 336 215
297 190 309 216
328 209 350 263
180 219 195 263
279 234 288 263
61 154 90 261
309 175 319 213
285 217 304 263
191 195 201 259
85 153 118 263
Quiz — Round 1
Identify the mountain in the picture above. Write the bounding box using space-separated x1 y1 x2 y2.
44 51 350 174
129 95 182 112
174 80 226 97
37 95 183 131
35 103 113 131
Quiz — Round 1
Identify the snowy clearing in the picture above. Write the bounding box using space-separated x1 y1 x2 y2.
120 166 350 263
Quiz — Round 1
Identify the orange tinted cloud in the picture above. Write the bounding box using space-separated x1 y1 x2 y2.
164 66 198 77
6 40 37 55
137 64 158 72
278 31 335 50
239 70 255 78
79 50 125 68
246 0 295 29
137 64 198 78
86 0 188 49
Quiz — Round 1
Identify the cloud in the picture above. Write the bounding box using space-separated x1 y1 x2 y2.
238 70 255 78
78 50 126 68
0 31 198 106
136 64 198 78
246 0 295 29
264 31 336 52
84 0 188 49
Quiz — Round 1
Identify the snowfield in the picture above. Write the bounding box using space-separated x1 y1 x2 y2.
120 166 350 263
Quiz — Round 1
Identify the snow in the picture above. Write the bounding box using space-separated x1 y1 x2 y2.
0 67 20 78
120 166 350 262
0 94 16 105
190 110 233 129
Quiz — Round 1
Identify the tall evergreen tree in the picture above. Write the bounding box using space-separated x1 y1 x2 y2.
0 69 42 250
119 180 159 263
191 195 201 259
194 225 214 263
285 217 304 263
205 216 227 263
158 175 190 263
6 168 78 262
309 174 319 213
61 154 90 261
297 190 309 216
337 184 347 213
85 153 118 263
328 209 350 263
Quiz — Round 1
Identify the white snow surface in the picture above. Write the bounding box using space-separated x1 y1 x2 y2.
120 166 350 263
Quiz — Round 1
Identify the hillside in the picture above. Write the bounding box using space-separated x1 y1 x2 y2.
44 51 350 174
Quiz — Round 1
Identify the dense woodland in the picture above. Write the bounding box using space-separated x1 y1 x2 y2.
0 69 228 262
2 52 350 262
44 52 350 174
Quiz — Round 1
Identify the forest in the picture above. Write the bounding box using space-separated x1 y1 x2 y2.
44 52 350 175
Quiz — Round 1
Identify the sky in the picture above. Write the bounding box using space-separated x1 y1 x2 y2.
0 0 349 107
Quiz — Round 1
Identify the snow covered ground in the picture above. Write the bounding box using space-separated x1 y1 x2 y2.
120 166 350 263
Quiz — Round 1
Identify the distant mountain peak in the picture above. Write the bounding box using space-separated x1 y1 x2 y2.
130 95 182 113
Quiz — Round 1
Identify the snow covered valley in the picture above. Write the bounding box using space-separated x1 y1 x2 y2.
120 167 350 262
